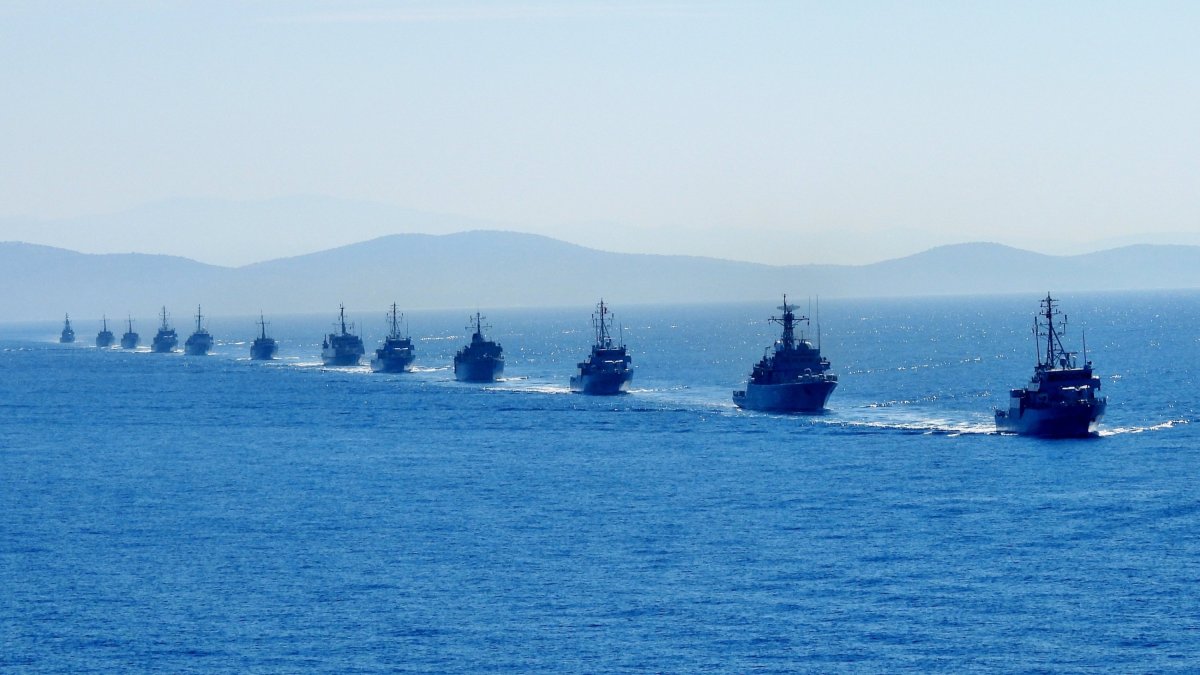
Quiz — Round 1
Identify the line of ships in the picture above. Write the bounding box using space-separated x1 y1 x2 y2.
58 294 1106 438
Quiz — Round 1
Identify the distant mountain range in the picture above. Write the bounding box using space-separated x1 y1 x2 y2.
2 232 1199 321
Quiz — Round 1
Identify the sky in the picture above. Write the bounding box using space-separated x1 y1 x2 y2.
1 1 1198 267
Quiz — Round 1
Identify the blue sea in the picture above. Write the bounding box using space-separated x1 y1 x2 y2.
3 292 1198 672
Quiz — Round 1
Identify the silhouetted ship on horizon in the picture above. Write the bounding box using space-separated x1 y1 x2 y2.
184 305 214 356
995 294 1106 438
570 299 633 395
733 296 837 412
454 313 503 382
322 305 365 366
59 314 75 343
250 313 278 361
371 303 416 373
151 307 178 353
120 316 139 349
95 315 115 348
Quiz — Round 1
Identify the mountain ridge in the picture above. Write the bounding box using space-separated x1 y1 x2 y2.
2 234 1198 321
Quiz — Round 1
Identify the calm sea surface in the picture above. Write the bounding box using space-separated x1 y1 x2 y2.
3 292 1199 672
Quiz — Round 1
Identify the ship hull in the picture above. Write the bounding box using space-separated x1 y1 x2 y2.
96 333 115 348
151 337 177 353
322 350 362 367
184 335 212 356
120 334 139 349
59 335 75 344
371 353 415 373
570 370 632 395
454 357 503 382
995 401 1106 438
733 380 837 412
250 340 277 361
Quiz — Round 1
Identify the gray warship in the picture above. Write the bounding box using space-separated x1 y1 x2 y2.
250 313 278 361
732 296 837 412
150 307 178 353
95 315 115 348
995 294 1106 438
454 313 503 382
59 314 75 343
370 303 415 373
569 299 633 395
120 316 140 349
183 305 213 356
321 305 365 366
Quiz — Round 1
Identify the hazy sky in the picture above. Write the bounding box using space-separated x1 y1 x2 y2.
1 1 1198 266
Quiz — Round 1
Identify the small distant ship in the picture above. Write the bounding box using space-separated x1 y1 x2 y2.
151 307 178 353
733 296 837 412
59 314 75 343
370 303 415 373
183 305 214 356
570 300 633 395
95 315 115 348
250 313 278 361
321 304 365 366
995 294 1106 438
120 316 140 350
454 312 503 382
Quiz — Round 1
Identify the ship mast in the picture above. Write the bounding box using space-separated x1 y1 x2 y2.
195 305 203 332
160 306 169 330
339 304 348 335
593 299 613 348
468 312 490 340
1039 293 1071 370
769 294 809 350
258 312 268 340
389 303 401 338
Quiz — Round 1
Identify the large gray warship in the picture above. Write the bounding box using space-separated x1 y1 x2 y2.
732 296 837 412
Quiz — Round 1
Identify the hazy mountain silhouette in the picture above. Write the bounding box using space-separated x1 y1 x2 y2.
3 233 1200 321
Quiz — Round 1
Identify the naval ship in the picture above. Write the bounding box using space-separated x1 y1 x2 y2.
95 315 115 348
250 313 278 360
321 305 365 366
454 313 504 382
570 300 633 395
59 314 75 343
995 294 1106 438
120 316 140 349
184 305 214 355
150 307 178 353
370 303 415 373
733 296 837 412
